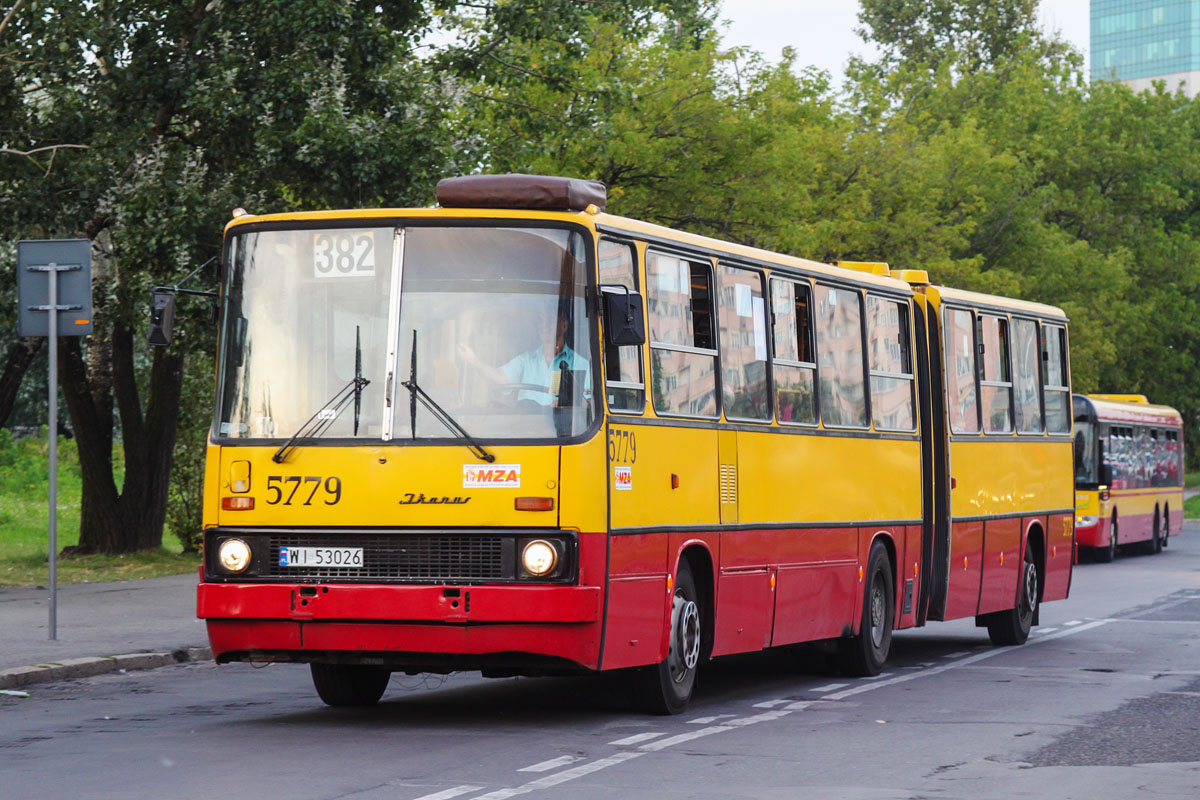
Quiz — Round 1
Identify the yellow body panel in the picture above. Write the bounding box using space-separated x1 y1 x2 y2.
607 424 717 529
213 444 566 529
736 431 922 524
949 439 1074 517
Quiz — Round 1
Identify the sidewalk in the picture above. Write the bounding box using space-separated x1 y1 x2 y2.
0 572 210 689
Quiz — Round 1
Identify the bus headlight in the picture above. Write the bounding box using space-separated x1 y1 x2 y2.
521 539 559 577
1075 515 1098 528
217 538 252 574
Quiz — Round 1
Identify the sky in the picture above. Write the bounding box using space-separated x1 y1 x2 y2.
717 0 1091 77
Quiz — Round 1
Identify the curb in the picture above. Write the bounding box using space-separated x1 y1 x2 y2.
0 647 212 690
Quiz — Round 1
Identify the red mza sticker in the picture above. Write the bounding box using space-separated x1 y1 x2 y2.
614 466 633 491
463 464 521 488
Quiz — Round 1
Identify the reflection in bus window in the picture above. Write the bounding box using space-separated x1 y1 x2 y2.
647 253 717 417
717 265 769 421
1012 318 1043 433
599 239 645 413
979 315 1013 433
815 285 866 428
771 278 817 425
866 295 914 430
1042 324 1070 433
945 308 979 434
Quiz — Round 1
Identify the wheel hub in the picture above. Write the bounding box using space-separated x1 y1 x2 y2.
668 591 700 682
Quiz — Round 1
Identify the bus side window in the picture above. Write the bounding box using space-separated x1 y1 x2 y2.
866 294 915 431
814 284 867 428
717 264 770 421
1042 323 1070 433
978 314 1013 433
771 277 817 425
1012 317 1043 433
599 239 645 413
945 307 980 434
646 252 718 418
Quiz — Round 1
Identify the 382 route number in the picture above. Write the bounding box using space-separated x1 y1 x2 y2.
266 476 343 506
313 231 375 278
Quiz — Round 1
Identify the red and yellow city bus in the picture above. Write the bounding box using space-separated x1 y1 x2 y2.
1073 394 1184 561
188 174 1075 712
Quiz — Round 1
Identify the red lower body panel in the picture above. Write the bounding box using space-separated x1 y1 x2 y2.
199 582 603 670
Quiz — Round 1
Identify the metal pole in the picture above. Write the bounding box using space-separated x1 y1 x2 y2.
47 264 58 641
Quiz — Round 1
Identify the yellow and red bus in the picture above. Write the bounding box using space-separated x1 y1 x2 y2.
188 174 1075 712
1073 394 1184 561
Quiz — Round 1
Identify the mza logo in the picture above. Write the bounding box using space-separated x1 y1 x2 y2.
614 466 633 491
463 464 521 488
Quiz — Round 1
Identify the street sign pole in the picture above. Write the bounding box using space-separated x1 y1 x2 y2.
18 239 92 642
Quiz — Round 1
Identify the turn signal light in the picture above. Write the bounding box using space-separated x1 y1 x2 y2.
515 497 554 511
222 496 255 511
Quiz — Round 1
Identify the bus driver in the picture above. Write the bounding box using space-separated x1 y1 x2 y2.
458 307 591 408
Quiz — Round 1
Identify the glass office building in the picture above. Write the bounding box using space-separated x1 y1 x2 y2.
1091 1 1200 96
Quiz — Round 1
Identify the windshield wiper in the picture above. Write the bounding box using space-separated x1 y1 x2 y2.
401 331 495 463
273 326 369 463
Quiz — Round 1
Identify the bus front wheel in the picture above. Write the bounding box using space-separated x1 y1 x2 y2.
310 663 391 707
636 561 701 715
985 541 1038 646
837 541 893 677
1097 516 1117 563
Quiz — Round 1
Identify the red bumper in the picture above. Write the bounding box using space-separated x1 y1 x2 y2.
198 582 603 669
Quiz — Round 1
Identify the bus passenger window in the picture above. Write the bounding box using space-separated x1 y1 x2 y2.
599 239 645 413
1042 324 1070 433
865 295 914 431
978 315 1013 433
646 252 718 418
1012 318 1043 433
814 284 867 428
717 264 769 421
771 278 816 425
944 308 979 434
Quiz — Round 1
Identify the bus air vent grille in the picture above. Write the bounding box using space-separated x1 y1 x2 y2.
266 533 511 582
720 464 737 505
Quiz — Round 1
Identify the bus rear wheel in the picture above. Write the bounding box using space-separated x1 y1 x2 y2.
1146 508 1163 555
986 541 1038 646
310 663 391 707
837 541 893 677
636 561 701 715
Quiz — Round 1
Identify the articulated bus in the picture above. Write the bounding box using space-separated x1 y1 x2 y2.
1073 394 1184 562
188 174 1075 712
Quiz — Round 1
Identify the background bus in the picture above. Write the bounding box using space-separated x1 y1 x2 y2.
1073 394 1184 561
187 174 1074 713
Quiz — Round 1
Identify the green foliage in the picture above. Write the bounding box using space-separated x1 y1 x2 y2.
0 428 81 494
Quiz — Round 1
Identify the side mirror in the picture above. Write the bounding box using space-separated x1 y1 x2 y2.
147 290 177 346
602 286 645 347
1099 463 1113 485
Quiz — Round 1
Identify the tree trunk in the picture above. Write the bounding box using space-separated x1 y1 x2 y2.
57 325 185 555
0 336 44 427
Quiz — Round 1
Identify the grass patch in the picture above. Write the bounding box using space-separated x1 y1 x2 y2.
1186 494 1200 520
1186 472 1200 489
0 430 197 587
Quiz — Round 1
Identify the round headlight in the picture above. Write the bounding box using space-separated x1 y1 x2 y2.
217 538 252 574
521 539 558 577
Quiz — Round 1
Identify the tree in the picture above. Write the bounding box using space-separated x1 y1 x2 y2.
2 0 458 553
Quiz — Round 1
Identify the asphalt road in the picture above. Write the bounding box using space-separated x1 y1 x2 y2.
3 523 1199 799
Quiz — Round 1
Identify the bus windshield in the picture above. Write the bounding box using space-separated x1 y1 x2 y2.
216 224 594 443
1074 419 1098 485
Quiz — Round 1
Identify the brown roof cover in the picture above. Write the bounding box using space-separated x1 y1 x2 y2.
436 174 607 212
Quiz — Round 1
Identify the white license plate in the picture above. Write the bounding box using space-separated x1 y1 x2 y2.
279 546 363 568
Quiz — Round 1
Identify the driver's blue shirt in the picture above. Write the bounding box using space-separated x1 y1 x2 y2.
501 345 591 406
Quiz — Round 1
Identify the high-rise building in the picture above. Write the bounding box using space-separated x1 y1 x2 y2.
1091 1 1200 97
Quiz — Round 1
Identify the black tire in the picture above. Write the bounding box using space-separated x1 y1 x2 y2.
310 663 390 707
836 541 893 677
636 561 702 715
1162 506 1170 549
1096 516 1117 563
986 541 1038 646
1148 508 1163 555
